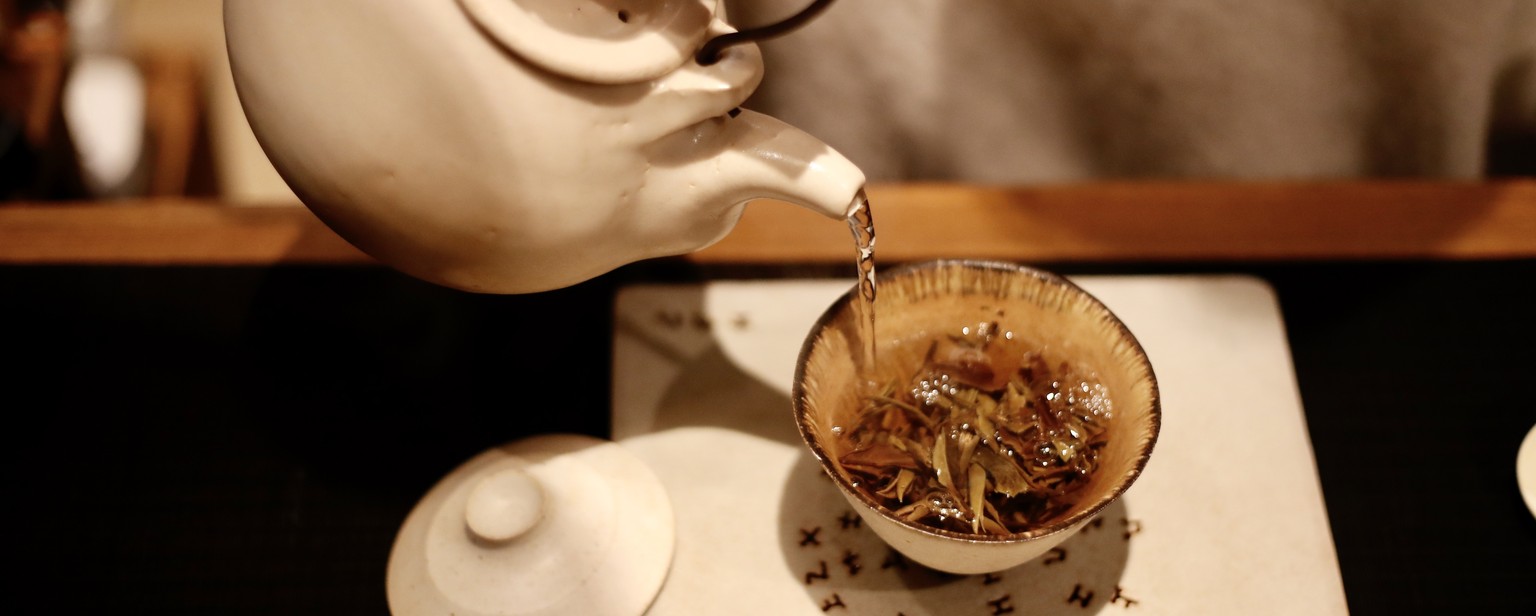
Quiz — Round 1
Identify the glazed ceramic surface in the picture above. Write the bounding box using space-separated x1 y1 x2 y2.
224 0 864 293
794 261 1160 574
385 434 674 616
1519 424 1536 519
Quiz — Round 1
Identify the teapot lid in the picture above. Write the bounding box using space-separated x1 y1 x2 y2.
458 0 718 84
386 434 675 616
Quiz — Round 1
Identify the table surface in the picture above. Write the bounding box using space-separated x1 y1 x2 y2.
2 183 1534 614
613 277 1349 615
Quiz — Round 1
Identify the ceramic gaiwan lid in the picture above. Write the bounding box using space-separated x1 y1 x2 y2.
386 434 674 616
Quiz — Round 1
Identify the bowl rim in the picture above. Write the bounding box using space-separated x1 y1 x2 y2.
791 259 1162 544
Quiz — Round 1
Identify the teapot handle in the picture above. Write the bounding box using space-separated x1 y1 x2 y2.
697 0 838 65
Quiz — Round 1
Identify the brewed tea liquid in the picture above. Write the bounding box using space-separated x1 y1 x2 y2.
835 331 1113 535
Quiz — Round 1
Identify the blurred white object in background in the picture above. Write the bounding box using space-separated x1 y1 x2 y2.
64 0 148 197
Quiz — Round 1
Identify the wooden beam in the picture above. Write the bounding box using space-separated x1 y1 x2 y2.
0 199 368 264
2 181 1534 265
698 180 1536 263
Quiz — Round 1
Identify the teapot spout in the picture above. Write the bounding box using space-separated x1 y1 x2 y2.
645 108 865 225
630 108 865 262
721 109 866 219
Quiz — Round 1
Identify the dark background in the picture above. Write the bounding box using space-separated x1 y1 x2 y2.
3 259 1534 614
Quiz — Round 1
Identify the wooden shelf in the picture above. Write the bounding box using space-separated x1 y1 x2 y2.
0 199 368 264
3 181 1535 266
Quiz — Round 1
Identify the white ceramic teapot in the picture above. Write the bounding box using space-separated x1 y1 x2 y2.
223 0 865 293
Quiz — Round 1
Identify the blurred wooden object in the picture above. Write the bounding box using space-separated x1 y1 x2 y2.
2 181 1534 265
140 50 202 197
1 4 67 147
1 4 78 199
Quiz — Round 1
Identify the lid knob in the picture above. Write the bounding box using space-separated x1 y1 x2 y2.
465 466 545 542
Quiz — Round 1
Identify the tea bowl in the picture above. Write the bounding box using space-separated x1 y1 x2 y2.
792 260 1160 574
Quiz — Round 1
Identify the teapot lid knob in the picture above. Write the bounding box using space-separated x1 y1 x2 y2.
464 466 545 542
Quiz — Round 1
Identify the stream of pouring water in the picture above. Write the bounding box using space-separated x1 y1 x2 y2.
846 190 877 376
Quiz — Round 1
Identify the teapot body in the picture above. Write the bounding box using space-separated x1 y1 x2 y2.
225 0 863 293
